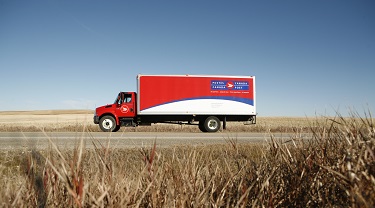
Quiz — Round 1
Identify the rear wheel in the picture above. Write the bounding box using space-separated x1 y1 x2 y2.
198 121 207 132
99 116 118 132
203 116 221 132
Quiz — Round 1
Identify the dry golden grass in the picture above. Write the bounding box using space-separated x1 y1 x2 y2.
0 111 374 207
0 110 93 115
0 110 330 133
0 110 94 132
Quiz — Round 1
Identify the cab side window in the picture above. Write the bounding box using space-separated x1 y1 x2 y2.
124 94 132 103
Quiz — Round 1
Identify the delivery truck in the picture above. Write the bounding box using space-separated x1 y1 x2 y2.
93 74 256 132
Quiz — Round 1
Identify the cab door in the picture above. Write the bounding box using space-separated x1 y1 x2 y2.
115 92 136 118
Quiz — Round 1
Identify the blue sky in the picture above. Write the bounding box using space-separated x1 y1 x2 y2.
0 0 374 116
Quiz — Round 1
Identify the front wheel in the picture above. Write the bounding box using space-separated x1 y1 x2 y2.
203 116 221 132
99 116 119 132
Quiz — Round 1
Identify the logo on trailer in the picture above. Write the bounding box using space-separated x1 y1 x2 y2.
226 81 234 89
120 105 129 113
211 80 249 90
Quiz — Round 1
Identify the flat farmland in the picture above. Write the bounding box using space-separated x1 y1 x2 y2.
0 110 94 132
0 110 320 133
0 110 318 150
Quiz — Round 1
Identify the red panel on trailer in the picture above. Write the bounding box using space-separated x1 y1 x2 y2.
138 75 255 113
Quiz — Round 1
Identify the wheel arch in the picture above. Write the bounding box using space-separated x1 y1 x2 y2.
99 113 119 125
196 115 224 122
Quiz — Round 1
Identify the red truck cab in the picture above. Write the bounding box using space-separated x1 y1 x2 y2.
94 92 137 132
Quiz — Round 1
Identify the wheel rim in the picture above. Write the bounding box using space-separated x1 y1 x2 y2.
102 118 114 130
207 120 219 130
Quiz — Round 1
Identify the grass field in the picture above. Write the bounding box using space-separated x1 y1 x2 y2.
0 110 325 133
0 110 374 207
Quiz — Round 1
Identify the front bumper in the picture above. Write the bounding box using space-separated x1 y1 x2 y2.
93 115 99 124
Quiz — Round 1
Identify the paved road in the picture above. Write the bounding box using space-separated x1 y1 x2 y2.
0 132 307 150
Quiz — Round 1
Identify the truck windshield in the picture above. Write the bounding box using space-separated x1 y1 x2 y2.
114 93 122 104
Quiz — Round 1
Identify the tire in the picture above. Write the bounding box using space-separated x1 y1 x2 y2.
198 121 207 132
99 116 118 132
203 116 221 132
113 125 121 132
